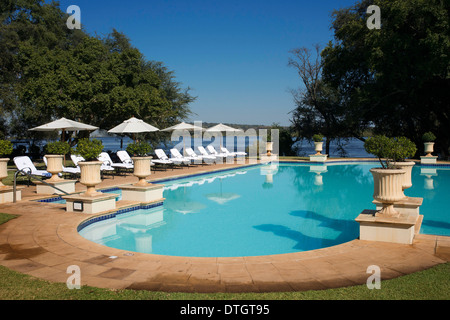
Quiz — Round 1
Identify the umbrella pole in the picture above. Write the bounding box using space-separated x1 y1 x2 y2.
62 130 66 166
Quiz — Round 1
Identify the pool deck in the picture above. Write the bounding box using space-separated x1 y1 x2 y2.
0 159 449 293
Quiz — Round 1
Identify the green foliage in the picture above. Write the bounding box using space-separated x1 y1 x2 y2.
0 140 13 157
364 135 393 167
126 141 152 157
74 138 103 161
45 141 70 155
312 134 324 142
390 136 417 162
322 0 450 158
364 135 416 168
288 45 348 155
272 124 297 156
0 2 194 142
422 132 436 142
261 124 296 156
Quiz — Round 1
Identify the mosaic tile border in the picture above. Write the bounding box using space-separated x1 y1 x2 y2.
77 200 164 232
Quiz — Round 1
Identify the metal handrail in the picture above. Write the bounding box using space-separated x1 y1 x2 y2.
13 169 70 203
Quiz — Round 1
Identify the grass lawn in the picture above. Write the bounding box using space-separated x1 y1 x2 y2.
0 212 448 300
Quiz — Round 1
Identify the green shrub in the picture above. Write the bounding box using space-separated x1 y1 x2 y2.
391 136 417 162
126 141 152 157
0 140 13 157
45 141 70 155
73 138 104 161
312 134 324 142
364 135 417 168
422 132 436 142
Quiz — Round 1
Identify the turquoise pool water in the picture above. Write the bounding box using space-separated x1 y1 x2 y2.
78 162 450 257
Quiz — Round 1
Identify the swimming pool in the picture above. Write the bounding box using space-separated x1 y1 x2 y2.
78 162 450 257
38 188 122 204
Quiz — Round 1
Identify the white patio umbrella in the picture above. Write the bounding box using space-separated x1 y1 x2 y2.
161 122 205 132
206 123 243 133
108 117 159 142
161 122 205 155
29 117 99 137
29 117 99 164
206 123 243 148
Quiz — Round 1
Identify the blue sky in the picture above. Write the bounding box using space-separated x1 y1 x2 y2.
57 0 357 126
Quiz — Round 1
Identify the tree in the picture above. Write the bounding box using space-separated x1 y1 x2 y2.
0 0 86 137
288 45 348 155
270 123 296 156
1 2 195 145
322 0 450 158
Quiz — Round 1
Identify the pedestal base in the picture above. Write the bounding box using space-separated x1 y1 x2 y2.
420 167 437 176
309 154 328 162
35 180 76 195
355 210 421 245
309 165 328 173
63 193 118 214
260 154 278 163
420 156 437 164
373 196 423 219
0 186 23 203
119 184 164 203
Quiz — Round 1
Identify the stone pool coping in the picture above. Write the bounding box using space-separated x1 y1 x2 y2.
0 159 449 293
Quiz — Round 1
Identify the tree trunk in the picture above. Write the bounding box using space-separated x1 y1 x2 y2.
325 138 331 156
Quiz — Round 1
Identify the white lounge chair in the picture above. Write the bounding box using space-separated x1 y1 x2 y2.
116 150 134 166
207 145 234 161
43 156 80 177
155 149 187 166
118 150 166 171
70 154 84 167
98 152 133 172
14 156 52 179
118 149 169 171
221 147 247 157
197 146 220 163
71 154 115 175
170 148 197 165
186 147 215 165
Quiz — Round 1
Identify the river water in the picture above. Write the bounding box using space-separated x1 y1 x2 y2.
12 136 373 159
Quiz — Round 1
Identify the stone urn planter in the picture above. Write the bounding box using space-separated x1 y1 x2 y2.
370 168 407 217
131 156 152 186
45 155 64 182
0 140 13 188
266 142 273 156
312 134 324 155
422 132 436 157
0 158 9 188
73 138 105 197
424 142 434 157
314 142 324 155
78 161 103 196
392 161 415 193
